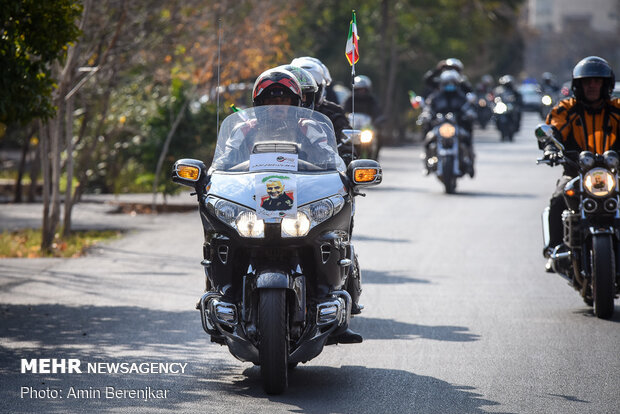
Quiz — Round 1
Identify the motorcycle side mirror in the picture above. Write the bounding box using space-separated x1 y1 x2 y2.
341 129 362 145
534 124 564 152
347 159 382 187
172 158 208 189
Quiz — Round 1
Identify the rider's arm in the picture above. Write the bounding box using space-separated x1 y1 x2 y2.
545 98 575 144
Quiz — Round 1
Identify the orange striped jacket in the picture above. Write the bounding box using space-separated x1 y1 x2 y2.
546 97 620 154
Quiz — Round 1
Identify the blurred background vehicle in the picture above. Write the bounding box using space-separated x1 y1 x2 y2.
518 83 543 113
612 81 620 99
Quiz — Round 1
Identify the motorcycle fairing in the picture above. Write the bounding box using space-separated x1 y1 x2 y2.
207 171 348 209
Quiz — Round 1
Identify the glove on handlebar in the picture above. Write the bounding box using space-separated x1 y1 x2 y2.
543 149 560 164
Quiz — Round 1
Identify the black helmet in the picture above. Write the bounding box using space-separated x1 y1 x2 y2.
571 56 615 100
275 64 318 110
252 68 303 107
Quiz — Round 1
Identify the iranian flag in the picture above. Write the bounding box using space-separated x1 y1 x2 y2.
345 11 359 66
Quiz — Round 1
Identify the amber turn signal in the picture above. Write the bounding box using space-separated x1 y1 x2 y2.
177 165 200 181
354 168 378 183
565 189 575 197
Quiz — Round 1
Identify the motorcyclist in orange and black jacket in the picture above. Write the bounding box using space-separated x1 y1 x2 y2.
541 56 620 270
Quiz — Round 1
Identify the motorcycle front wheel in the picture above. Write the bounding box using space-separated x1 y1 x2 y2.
591 234 615 319
441 156 457 194
259 288 289 394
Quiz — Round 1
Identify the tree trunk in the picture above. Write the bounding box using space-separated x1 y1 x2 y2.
13 135 30 203
62 96 75 237
27 140 41 203
40 121 53 253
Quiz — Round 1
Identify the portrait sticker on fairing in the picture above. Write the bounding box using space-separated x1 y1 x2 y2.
250 153 298 172
255 174 297 219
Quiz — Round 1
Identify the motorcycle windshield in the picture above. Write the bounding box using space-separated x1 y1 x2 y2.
211 106 345 173
346 113 372 129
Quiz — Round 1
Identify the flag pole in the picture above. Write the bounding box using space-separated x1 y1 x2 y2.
350 10 356 157
216 18 222 137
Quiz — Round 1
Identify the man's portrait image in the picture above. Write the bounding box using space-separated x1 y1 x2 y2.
260 179 294 211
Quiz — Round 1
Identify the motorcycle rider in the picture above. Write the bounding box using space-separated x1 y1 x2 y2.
343 75 383 152
423 58 473 97
420 69 477 177
475 74 495 99
252 66 363 342
494 75 523 132
220 68 341 170
343 75 380 119
541 72 560 96
540 56 620 272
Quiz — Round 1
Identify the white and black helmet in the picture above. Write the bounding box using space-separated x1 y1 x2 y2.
290 57 327 106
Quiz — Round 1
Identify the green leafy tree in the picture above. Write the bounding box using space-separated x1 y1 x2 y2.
0 0 82 125
286 0 524 141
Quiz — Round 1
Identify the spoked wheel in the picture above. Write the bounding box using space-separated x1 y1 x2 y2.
259 288 288 394
591 235 615 319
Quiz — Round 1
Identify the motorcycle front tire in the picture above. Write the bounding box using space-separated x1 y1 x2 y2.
591 234 615 319
259 288 289 394
441 156 457 194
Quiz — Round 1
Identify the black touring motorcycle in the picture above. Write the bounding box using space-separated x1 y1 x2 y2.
423 111 474 194
536 124 619 318
172 106 382 394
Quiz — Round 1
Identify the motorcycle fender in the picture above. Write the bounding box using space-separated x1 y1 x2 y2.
587 226 614 236
541 207 550 250
256 271 291 289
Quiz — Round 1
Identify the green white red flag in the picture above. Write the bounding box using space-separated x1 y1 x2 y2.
345 11 359 66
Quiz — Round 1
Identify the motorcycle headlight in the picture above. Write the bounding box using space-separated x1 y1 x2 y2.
281 196 344 238
236 211 265 237
209 197 265 238
494 102 507 114
438 123 456 138
309 199 333 222
360 130 374 144
541 95 553 106
281 211 311 237
214 199 238 225
583 168 616 197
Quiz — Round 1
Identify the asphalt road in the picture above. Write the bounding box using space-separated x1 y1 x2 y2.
1 112 619 413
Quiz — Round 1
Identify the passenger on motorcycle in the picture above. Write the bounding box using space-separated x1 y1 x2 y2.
291 56 356 165
541 56 620 271
420 69 477 177
274 64 318 110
